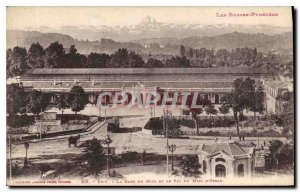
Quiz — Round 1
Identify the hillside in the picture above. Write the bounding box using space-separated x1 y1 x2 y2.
7 30 293 55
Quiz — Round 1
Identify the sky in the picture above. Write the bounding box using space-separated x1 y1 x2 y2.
7 7 293 30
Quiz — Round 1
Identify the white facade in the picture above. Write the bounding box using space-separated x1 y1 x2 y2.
197 140 255 178
264 80 292 114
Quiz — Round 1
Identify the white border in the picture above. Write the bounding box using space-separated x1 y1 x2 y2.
1 0 299 191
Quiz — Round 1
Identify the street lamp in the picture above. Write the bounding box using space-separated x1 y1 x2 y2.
103 135 112 176
163 109 173 176
168 144 177 171
24 142 30 167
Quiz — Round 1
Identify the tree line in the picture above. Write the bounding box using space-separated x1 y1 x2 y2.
185 78 265 138
7 42 292 79
6 42 190 78
7 84 88 125
179 45 293 76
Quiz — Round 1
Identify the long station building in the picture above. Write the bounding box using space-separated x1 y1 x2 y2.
19 67 271 106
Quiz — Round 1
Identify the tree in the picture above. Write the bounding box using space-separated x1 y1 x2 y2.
219 104 230 120
277 143 294 167
87 52 109 68
269 140 283 166
44 42 65 68
28 43 45 69
185 94 209 135
55 94 70 121
275 91 294 138
109 48 129 68
179 45 186 57
69 86 88 120
165 56 190 68
6 84 27 116
26 90 50 117
6 49 13 78
221 78 257 137
7 46 28 77
205 103 218 119
146 58 164 68
64 45 87 68
82 138 106 176
127 51 145 68
249 85 265 118
241 78 256 112
188 48 194 58
178 155 201 177
215 49 230 67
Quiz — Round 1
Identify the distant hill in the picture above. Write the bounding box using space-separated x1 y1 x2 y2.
22 16 292 42
7 30 293 55
7 30 142 54
180 32 293 52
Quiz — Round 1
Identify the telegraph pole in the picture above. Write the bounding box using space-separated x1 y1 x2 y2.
105 97 107 121
163 109 170 176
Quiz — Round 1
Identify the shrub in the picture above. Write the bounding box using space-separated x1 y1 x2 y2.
178 155 201 177
81 138 106 175
7 115 34 128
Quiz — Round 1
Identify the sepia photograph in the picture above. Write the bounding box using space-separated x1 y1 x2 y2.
5 6 294 186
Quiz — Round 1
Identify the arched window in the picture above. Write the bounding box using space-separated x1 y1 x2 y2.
101 95 110 105
125 93 132 105
203 160 207 173
215 158 226 162
215 164 226 178
237 164 244 177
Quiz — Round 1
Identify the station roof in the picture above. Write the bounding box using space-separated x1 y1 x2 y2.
24 67 269 76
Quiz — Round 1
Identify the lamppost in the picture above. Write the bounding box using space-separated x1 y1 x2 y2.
24 142 30 167
103 135 112 176
168 144 177 171
39 109 44 141
163 109 173 176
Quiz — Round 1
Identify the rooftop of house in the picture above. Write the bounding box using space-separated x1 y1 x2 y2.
198 140 255 157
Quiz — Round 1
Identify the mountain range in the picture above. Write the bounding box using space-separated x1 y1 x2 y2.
20 16 291 42
7 29 293 56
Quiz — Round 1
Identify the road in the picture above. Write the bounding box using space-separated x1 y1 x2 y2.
8 124 287 162
8 122 108 160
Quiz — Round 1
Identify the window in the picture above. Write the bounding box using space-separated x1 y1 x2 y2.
237 164 244 177
215 94 219 104
215 158 226 162
203 160 207 173
215 164 226 178
204 94 209 100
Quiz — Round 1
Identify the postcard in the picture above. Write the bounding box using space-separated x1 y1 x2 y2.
6 6 294 186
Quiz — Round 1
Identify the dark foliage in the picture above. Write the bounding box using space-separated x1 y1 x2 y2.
81 138 106 175
7 115 34 128
178 155 201 177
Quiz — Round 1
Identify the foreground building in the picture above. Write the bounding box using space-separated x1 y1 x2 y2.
19 67 270 107
197 140 256 178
